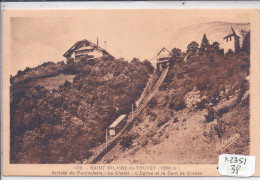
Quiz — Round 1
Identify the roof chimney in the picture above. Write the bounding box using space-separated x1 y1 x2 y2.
104 41 107 50
97 38 99 46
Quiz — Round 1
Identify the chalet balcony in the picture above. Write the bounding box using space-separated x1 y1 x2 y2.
75 54 94 61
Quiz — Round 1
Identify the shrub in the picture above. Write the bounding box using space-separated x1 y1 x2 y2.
196 98 208 110
157 118 168 128
159 83 167 91
169 93 186 111
164 71 175 84
196 74 209 91
204 107 216 122
152 137 160 145
214 120 226 138
184 88 201 108
169 103 174 109
216 106 230 117
175 100 186 111
226 49 235 56
63 80 71 88
120 136 134 150
203 131 208 137
146 130 156 138
35 85 45 91
177 73 184 79
148 97 158 109
140 138 148 147
147 109 157 118
173 118 179 123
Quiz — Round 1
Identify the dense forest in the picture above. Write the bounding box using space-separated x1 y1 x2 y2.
164 32 250 111
10 57 153 163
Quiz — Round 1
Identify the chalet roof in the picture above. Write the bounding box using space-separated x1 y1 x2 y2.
223 27 240 39
109 114 127 128
63 39 112 58
157 47 171 56
151 47 172 62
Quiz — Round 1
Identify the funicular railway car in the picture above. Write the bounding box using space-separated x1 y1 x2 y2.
108 114 127 136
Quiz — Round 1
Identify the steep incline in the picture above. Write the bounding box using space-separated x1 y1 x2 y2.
86 68 169 164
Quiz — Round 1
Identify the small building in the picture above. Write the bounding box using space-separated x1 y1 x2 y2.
150 47 171 71
63 39 113 63
108 114 127 136
222 27 240 53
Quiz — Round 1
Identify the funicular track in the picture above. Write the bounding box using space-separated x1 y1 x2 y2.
86 68 169 164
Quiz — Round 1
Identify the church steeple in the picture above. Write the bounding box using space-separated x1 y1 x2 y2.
223 27 240 53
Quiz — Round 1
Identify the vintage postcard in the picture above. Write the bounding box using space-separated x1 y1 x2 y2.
2 9 260 176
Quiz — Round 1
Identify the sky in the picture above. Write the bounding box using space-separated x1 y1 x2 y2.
9 10 251 75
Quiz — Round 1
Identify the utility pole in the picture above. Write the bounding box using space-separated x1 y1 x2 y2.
106 129 108 151
132 103 134 118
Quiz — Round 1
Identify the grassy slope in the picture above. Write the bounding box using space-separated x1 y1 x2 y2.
11 61 66 84
25 74 76 91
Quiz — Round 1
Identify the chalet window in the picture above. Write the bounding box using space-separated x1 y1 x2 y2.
75 48 94 55
75 55 84 60
109 129 116 136
226 38 228 42
230 36 232 41
84 49 94 53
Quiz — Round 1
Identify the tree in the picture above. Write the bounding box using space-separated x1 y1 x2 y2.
207 41 222 59
142 60 154 74
186 41 199 60
17 70 22 76
131 58 140 63
241 31 250 55
169 48 182 67
226 49 235 56
199 34 210 55
211 42 220 52
10 75 13 85
171 48 182 58
187 41 199 54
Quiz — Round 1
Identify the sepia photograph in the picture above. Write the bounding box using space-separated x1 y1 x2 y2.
2 9 260 176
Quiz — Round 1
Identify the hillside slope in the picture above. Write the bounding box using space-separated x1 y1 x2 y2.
99 52 250 164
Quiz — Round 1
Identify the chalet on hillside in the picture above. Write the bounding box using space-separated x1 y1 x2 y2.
63 39 113 63
150 47 171 71
223 27 240 53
